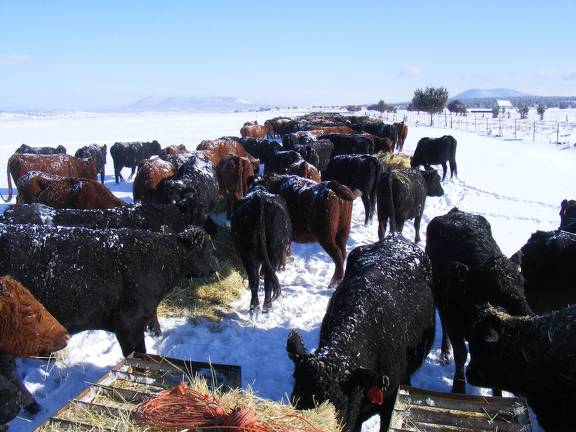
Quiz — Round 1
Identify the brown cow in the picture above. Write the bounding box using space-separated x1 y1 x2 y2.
216 155 255 217
285 160 321 182
3 153 97 202
240 123 271 139
295 126 356 139
0 275 69 357
258 175 361 288
159 144 190 160
356 132 393 153
133 158 177 202
1 275 69 423
16 171 125 209
197 138 260 172
394 121 408 152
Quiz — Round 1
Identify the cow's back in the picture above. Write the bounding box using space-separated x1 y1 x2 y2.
8 153 97 183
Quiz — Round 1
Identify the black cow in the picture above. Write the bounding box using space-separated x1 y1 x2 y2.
264 150 303 175
156 152 219 234
0 223 216 355
467 304 576 431
75 144 107 184
110 140 161 183
377 167 444 242
0 202 209 234
425 208 531 393
560 199 576 232
411 135 457 180
347 117 398 149
287 235 435 431
324 154 382 225
516 229 576 314
15 144 67 155
239 137 282 167
320 134 374 156
0 223 216 412
231 187 292 313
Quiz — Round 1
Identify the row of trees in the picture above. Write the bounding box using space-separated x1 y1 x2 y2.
371 88 549 122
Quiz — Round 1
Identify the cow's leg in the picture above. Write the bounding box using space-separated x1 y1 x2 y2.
262 267 280 312
100 168 105 184
377 201 388 239
451 333 467 393
449 159 457 179
244 257 260 313
414 213 423 242
116 317 148 356
320 239 344 289
0 353 40 414
441 162 447 181
128 166 136 181
361 194 371 226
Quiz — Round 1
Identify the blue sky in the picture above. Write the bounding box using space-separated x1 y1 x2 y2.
1 1 575 110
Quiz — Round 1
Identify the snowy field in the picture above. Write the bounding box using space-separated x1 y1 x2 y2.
2 110 575 431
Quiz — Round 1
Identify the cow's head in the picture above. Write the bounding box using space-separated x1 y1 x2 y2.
0 276 69 357
286 331 389 430
177 227 217 278
421 168 444 196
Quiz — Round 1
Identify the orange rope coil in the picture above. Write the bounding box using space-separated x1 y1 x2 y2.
133 382 323 432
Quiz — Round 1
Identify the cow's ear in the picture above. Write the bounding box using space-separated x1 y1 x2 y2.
561 199 567 215
286 330 306 362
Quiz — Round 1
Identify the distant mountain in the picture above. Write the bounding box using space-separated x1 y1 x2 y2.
123 96 258 112
452 88 534 99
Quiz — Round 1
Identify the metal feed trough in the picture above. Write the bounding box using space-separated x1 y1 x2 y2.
388 386 532 432
36 352 241 431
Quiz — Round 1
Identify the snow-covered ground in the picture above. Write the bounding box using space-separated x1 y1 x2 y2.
2 110 575 431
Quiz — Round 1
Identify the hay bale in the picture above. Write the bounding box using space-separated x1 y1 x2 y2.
39 376 342 432
375 151 411 170
158 223 246 322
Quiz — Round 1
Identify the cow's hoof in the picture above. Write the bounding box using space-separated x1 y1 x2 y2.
249 305 260 317
451 379 466 394
262 302 272 313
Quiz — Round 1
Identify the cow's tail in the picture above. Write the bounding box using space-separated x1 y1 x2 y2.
367 156 383 222
1 162 13 203
257 193 281 302
325 181 362 201
385 170 396 233
449 137 458 178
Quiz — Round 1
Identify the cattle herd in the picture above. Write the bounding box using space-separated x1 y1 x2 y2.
0 112 574 431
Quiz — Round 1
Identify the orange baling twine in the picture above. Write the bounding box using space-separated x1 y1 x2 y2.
133 382 323 432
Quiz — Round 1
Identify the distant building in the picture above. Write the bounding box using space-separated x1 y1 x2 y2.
496 100 513 110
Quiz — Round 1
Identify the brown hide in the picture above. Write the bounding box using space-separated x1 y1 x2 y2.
16 171 124 209
395 121 408 152
133 158 176 202
285 160 321 182
197 138 260 172
240 124 270 139
267 176 360 288
216 155 255 217
4 153 97 202
0 276 69 357
159 144 190 160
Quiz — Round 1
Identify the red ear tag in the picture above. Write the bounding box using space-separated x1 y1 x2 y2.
367 385 384 405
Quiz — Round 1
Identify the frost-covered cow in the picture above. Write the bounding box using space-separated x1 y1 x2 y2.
287 235 435 431
426 208 531 393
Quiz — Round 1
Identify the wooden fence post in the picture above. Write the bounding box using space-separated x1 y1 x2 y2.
514 119 517 140
533 121 536 142
557 122 560 143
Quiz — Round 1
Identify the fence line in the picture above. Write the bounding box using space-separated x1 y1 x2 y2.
375 111 574 144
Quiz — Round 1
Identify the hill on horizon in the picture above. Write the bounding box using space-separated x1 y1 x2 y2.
452 88 534 100
122 96 259 112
